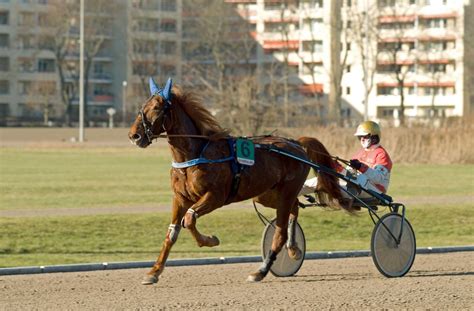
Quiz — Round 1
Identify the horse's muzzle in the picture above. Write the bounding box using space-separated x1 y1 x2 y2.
129 133 150 148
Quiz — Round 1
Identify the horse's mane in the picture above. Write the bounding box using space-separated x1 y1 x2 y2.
172 86 230 140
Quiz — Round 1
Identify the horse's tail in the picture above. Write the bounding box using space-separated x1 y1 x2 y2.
297 136 353 212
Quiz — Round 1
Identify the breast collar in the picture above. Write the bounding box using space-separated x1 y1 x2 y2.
171 138 235 169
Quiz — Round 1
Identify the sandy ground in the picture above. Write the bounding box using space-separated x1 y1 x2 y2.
1 252 472 310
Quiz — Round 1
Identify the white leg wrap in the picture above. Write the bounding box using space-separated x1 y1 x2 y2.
168 224 181 243
187 208 198 218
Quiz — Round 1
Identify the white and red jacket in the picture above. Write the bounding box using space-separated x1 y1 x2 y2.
335 144 392 193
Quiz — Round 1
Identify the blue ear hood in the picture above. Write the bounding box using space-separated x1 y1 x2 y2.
149 77 173 102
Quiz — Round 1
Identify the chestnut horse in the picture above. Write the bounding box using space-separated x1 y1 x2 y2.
128 78 348 285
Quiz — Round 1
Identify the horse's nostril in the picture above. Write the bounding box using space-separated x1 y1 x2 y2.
132 133 141 141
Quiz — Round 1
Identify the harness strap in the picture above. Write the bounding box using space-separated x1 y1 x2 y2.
171 138 243 204
171 138 236 169
171 156 234 169
225 138 241 204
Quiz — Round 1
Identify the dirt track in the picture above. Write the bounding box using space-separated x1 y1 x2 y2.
1 252 472 310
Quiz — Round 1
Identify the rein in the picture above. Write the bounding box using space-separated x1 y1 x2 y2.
150 131 350 166
153 134 216 140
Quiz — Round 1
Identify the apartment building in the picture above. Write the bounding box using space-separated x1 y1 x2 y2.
0 0 182 126
227 0 472 122
0 0 471 126
374 0 471 120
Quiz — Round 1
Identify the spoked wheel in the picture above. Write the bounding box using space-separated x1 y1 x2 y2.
261 218 306 277
371 213 416 277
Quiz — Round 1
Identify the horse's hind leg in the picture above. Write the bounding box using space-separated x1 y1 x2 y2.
287 200 303 260
142 199 187 285
248 197 292 282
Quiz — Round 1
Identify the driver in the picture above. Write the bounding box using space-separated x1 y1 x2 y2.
299 121 392 199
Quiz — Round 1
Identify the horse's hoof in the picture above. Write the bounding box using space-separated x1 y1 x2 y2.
208 235 220 247
288 246 303 260
247 272 265 282
141 275 158 285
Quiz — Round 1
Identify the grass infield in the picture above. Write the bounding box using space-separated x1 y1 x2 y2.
1 146 473 210
1 204 473 268
0 146 473 267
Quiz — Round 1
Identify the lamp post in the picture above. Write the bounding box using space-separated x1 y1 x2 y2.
122 80 127 127
79 0 85 142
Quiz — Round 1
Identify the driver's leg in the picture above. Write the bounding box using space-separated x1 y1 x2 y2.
298 177 318 196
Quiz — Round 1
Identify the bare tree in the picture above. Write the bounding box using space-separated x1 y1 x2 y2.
377 5 418 126
41 0 117 126
82 1 117 124
346 2 381 121
328 0 342 125
328 0 351 126
40 0 79 126
298 0 330 123
127 2 160 98
24 81 58 125
181 0 262 133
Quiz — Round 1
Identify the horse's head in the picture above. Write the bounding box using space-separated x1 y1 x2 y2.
128 77 173 148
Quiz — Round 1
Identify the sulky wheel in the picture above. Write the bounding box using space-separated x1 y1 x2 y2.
371 213 416 277
261 218 306 277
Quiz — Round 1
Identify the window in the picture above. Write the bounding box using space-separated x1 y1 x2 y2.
18 103 42 119
161 64 176 77
377 86 397 95
93 84 111 96
132 0 158 10
17 35 35 49
302 63 323 75
38 35 54 50
18 12 35 26
133 39 158 54
37 59 55 72
302 0 323 8
346 87 351 95
302 40 323 53
133 18 159 32
161 0 176 11
0 34 8 48
265 22 287 33
0 11 8 25
378 0 396 8
38 13 50 27
160 41 176 55
426 63 446 73
346 65 351 73
36 81 56 95
18 58 34 72
161 19 176 33
183 20 198 38
0 103 9 117
379 108 395 118
0 57 8 71
426 18 446 29
18 81 32 95
304 18 323 32
0 80 9 94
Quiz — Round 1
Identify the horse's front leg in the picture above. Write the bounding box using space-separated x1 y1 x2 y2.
142 198 187 285
182 191 222 247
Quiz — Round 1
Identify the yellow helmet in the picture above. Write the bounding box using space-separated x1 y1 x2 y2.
354 121 381 138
